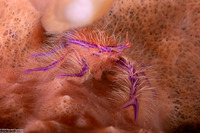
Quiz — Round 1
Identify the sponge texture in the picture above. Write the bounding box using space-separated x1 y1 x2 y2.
0 0 43 69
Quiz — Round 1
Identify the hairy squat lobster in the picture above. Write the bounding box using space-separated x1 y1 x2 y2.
23 27 155 123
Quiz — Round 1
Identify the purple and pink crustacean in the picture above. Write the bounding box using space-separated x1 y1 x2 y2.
23 28 154 123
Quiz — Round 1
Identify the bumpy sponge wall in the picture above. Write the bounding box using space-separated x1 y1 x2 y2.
0 0 43 69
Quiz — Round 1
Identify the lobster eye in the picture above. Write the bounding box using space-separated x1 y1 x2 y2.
126 42 131 47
